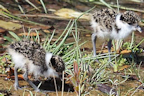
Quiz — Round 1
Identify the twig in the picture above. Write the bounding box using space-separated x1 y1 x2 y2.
15 14 89 21
16 14 69 20
131 83 143 96
53 76 58 96
1 11 45 26
61 71 64 96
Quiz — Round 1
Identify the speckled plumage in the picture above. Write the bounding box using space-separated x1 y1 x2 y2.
9 40 47 70
91 8 141 36
9 40 65 72
92 8 117 31
120 11 140 25
8 40 65 91
91 8 142 61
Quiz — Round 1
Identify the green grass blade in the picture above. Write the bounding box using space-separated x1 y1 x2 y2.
51 19 73 47
133 38 144 51
45 30 56 51
40 0 47 14
25 0 40 11
9 31 21 41
100 0 113 9
53 20 74 54
4 36 13 42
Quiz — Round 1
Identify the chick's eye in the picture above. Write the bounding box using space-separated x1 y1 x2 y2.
128 23 132 25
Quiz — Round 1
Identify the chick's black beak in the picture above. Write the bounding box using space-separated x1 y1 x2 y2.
136 25 142 33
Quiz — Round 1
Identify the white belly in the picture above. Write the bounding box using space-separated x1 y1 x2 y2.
8 49 42 78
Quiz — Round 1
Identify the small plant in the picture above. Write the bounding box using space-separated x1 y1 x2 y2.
70 61 89 95
122 32 144 53
70 61 81 95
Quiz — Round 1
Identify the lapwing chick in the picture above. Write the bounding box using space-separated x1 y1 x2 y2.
8 40 65 91
91 8 142 61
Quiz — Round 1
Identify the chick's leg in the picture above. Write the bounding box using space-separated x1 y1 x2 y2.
108 39 112 62
92 33 99 62
14 66 20 90
23 68 40 91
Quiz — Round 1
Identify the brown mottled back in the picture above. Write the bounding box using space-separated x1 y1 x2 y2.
92 8 118 31
9 40 47 71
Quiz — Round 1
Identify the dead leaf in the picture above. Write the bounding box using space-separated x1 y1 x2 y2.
74 61 79 75
6 68 31 80
0 74 7 77
18 32 41 36
0 20 22 31
120 50 131 54
85 34 91 37
0 28 7 33
7 74 31 80
43 29 50 33
54 8 90 20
